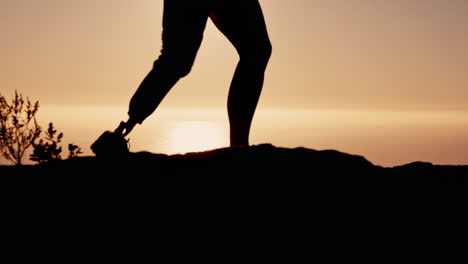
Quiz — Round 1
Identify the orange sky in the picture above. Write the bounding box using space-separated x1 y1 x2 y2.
1 0 468 166
2 0 468 111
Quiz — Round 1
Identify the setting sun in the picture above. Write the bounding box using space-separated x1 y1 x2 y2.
167 121 228 154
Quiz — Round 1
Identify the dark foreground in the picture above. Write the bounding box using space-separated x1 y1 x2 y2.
0 144 466 258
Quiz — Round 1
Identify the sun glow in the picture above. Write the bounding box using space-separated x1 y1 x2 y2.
167 121 228 154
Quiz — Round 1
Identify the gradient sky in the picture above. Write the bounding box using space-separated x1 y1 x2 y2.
3 0 468 110
2 0 468 166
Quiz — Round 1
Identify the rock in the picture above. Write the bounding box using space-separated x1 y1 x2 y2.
0 144 466 256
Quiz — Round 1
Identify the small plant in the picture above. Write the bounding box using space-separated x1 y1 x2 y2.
1 91 82 166
68 143 82 159
30 123 63 164
0 91 41 165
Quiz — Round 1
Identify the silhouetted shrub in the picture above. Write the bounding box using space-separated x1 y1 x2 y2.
1 91 82 166
68 143 83 159
0 91 41 165
30 123 63 164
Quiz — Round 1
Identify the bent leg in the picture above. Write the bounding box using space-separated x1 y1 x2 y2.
128 1 210 125
210 1 272 147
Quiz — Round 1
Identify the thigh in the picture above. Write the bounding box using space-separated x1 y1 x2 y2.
161 0 211 55
209 0 271 54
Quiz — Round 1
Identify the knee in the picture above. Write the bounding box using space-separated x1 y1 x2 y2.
153 53 196 78
239 40 272 67
262 41 273 62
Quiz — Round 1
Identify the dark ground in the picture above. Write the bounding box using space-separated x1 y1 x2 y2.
0 144 466 258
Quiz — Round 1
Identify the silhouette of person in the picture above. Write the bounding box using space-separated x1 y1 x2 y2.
120 0 272 147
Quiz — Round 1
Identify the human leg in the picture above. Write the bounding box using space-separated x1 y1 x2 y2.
124 1 211 135
209 1 272 147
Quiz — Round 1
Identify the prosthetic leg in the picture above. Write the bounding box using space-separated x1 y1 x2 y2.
91 121 131 157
